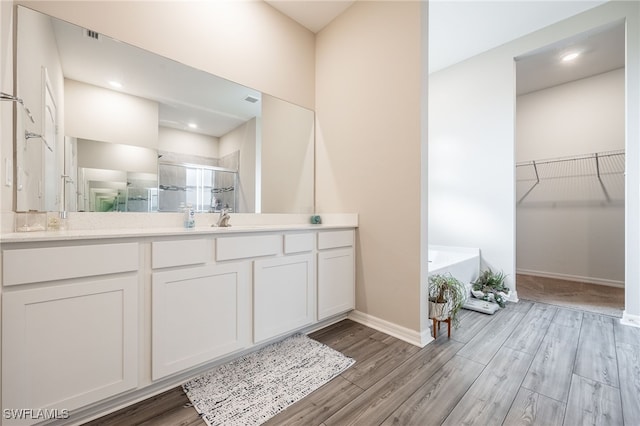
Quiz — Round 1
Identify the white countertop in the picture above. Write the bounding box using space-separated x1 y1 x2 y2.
0 223 356 243
1 212 358 243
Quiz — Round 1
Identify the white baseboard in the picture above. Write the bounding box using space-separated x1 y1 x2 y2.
621 311 640 328
516 269 624 288
348 310 433 348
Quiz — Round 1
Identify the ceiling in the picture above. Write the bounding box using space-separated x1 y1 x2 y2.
428 0 608 73
515 20 625 95
264 0 355 33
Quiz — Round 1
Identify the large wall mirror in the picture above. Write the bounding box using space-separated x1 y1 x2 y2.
15 5 314 214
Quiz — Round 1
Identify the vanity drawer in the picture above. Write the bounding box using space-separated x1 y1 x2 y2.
216 234 282 261
152 238 211 269
3 243 139 286
318 230 354 250
284 233 315 254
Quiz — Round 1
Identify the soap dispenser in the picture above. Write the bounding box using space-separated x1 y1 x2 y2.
183 203 195 229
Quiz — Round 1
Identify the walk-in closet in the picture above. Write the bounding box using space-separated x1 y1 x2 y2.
515 21 626 315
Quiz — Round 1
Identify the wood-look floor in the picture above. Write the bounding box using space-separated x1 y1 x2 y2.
86 298 640 426
516 274 625 318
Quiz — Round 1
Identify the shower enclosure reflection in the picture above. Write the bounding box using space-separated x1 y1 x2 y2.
75 139 242 213
158 162 238 213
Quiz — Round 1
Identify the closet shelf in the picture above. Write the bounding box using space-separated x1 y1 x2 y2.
516 150 624 204
516 149 624 181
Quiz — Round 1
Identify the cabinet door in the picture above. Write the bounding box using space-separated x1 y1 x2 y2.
254 254 315 343
318 248 355 320
2 276 138 420
151 262 250 380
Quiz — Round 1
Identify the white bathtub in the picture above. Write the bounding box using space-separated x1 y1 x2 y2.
428 245 480 294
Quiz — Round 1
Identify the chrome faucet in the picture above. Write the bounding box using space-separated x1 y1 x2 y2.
215 207 231 227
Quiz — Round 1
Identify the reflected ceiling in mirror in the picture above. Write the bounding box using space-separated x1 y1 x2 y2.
15 6 315 215
52 16 261 138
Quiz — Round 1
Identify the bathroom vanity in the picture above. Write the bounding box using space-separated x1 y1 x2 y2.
0 221 356 425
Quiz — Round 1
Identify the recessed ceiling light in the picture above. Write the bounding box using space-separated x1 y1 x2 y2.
109 80 122 88
561 52 580 62
188 123 198 129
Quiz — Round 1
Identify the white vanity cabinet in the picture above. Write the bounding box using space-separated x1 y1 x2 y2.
151 238 251 380
252 233 317 343
254 253 315 343
216 233 316 344
317 230 355 320
1 243 140 423
0 223 356 425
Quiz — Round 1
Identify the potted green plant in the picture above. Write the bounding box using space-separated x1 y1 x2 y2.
471 268 510 308
428 273 467 328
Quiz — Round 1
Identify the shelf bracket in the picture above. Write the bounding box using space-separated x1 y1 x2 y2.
595 153 611 202
25 131 53 153
517 160 540 204
1 92 35 123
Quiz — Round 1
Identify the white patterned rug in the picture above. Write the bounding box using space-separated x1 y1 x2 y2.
182 333 355 426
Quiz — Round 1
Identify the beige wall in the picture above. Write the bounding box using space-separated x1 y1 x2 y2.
77 139 157 175
517 68 625 161
158 127 219 159
261 94 314 214
220 119 257 213
316 1 425 334
65 79 158 148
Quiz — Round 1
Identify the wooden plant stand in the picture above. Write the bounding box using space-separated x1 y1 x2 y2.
432 317 451 339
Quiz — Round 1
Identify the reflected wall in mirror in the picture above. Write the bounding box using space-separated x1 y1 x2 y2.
15 5 315 214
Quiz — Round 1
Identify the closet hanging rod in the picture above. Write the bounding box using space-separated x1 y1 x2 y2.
516 149 624 168
1 92 35 123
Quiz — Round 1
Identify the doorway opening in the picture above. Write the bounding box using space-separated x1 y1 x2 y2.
514 20 626 317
